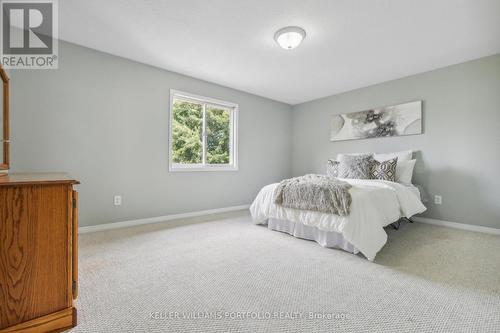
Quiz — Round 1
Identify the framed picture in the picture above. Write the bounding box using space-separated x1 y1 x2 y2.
330 101 422 141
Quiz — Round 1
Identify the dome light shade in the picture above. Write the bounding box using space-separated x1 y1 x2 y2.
274 26 306 50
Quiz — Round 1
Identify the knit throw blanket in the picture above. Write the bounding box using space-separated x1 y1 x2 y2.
273 174 352 216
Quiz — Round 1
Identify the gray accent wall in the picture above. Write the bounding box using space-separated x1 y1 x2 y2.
10 41 292 227
292 54 500 229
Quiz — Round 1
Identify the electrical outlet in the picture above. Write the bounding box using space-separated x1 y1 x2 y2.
434 195 442 205
114 195 122 206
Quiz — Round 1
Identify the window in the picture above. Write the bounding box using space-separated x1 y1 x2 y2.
169 90 238 172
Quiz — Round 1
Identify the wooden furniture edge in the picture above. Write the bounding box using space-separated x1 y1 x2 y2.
0 179 80 186
0 307 76 333
0 64 9 171
72 191 79 299
0 173 80 186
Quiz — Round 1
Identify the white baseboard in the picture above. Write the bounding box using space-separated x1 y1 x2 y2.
78 204 250 234
79 207 500 236
412 217 500 236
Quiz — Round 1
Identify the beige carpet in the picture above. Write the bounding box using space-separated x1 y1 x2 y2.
70 211 500 332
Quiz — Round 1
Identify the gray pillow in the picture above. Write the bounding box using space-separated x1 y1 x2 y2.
338 154 374 179
370 157 398 181
326 159 339 177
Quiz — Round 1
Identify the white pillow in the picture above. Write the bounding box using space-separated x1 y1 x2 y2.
374 150 413 163
396 159 416 184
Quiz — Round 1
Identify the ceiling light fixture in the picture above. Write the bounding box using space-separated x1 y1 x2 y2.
274 26 306 50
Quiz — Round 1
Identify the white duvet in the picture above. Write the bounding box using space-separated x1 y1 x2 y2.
250 178 426 261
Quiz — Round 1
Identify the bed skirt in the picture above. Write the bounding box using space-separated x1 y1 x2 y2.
267 218 359 255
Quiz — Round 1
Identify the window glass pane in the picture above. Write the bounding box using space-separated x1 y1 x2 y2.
206 106 231 164
172 99 203 164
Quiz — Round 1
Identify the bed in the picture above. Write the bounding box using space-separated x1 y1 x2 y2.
250 178 426 261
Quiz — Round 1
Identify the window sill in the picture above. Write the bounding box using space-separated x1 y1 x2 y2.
169 165 238 172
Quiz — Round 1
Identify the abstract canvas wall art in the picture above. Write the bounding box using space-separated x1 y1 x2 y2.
330 101 422 141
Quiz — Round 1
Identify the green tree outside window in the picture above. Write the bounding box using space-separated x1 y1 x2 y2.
171 98 234 167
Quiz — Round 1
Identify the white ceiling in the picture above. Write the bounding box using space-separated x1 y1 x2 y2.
60 0 500 105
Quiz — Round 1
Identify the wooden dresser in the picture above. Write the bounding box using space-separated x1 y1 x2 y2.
0 173 79 333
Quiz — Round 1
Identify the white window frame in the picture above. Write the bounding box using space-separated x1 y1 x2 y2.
169 89 238 172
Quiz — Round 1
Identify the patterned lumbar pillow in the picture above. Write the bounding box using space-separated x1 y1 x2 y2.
338 154 374 179
370 157 398 181
326 159 339 177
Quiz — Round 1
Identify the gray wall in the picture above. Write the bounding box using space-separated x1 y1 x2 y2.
9 41 500 230
292 54 500 229
10 41 292 227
